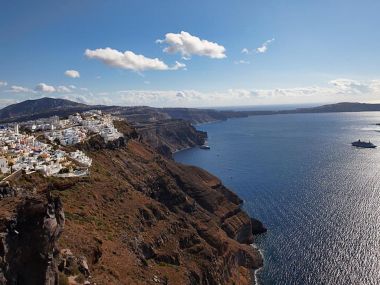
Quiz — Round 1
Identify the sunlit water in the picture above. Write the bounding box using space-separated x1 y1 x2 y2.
174 112 380 285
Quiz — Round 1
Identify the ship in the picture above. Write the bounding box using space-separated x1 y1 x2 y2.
351 140 377 148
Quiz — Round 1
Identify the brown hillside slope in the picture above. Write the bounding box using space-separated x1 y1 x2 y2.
1 121 264 285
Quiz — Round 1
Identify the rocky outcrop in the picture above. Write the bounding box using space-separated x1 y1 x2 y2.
0 194 64 285
251 218 267 235
0 182 17 200
57 248 91 283
78 135 128 152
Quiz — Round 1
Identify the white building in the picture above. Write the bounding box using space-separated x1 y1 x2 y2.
100 125 123 142
69 150 92 167
0 157 10 174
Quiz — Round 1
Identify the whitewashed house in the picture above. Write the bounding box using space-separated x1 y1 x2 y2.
0 157 10 174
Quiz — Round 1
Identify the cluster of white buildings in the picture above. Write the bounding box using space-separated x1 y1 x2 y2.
45 127 88 146
0 110 123 177
0 110 123 179
0 124 92 178
19 116 60 132
44 110 123 145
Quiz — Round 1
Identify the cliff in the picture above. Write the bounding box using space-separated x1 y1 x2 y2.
133 119 207 156
0 189 64 284
0 121 264 285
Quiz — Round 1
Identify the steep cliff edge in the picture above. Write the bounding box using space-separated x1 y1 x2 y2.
132 119 207 156
0 192 64 284
0 121 264 285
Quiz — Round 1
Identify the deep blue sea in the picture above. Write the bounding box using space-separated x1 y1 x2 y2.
174 112 380 285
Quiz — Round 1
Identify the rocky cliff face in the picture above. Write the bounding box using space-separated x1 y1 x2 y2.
0 193 64 285
0 120 265 285
134 119 207 156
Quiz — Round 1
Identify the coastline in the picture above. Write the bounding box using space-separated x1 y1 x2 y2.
192 118 224 127
173 122 266 285
172 145 193 154
251 244 265 285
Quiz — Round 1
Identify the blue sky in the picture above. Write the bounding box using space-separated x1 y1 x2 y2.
1 0 380 107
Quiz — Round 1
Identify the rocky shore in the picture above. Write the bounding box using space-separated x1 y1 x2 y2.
0 120 265 285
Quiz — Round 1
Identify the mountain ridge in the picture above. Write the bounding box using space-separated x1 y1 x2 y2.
2 98 380 125
0 98 113 123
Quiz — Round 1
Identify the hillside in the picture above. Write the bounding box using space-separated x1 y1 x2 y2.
0 98 112 123
0 121 265 285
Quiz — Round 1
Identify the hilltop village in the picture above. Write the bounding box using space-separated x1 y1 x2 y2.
0 110 122 179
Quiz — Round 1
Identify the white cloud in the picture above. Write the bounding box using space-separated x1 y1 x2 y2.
0 83 98 107
57 85 72 93
115 88 311 107
7 85 32 93
157 31 226 59
369 80 380 93
329 78 371 94
34 84 76 94
234 60 250 65
85 47 185 72
241 48 250 54
256 38 275 53
0 81 7 87
111 78 380 107
64 69 80 78
241 38 275 55
35 83 56 93
173 61 187 70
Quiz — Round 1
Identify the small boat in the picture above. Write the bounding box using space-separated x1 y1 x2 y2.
351 140 377 148
199 145 210 150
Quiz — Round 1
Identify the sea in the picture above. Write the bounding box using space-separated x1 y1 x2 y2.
174 112 380 285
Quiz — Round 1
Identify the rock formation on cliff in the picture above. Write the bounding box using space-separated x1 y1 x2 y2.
0 193 64 284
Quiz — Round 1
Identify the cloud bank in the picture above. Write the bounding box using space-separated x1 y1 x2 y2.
2 78 380 108
109 79 380 107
